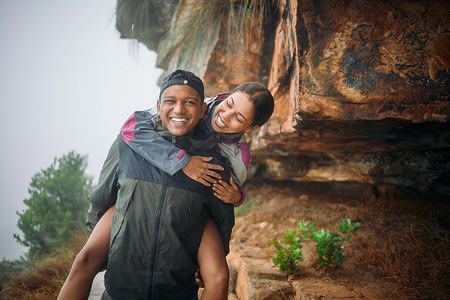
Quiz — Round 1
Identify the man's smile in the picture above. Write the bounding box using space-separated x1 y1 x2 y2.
170 116 189 124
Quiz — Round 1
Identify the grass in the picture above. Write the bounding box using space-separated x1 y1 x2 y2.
159 0 277 67
0 233 87 300
235 191 264 215
353 199 450 296
323 196 449 297
236 198 264 215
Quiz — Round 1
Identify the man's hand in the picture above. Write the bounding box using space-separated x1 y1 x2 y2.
182 156 224 186
212 177 242 204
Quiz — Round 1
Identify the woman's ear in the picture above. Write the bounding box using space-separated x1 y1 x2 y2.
245 125 259 134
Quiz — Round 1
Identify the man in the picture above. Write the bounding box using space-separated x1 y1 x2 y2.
86 70 233 299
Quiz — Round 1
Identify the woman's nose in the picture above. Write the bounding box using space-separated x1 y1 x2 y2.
222 109 232 121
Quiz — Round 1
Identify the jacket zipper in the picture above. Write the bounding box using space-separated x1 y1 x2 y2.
148 173 168 299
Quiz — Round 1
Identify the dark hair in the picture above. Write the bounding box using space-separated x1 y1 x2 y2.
159 69 204 101
233 82 274 127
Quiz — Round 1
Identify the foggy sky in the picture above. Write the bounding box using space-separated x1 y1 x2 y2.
0 0 162 260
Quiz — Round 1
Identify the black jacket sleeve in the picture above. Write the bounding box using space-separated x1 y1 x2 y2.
86 136 120 232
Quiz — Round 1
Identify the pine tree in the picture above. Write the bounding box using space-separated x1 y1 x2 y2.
14 152 93 258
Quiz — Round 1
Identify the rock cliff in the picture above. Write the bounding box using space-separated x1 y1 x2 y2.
116 0 450 200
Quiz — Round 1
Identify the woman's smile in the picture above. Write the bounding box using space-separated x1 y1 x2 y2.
215 113 228 129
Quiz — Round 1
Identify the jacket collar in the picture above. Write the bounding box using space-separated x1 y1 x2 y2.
152 115 219 152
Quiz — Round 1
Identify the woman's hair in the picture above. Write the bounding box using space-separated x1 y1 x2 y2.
233 82 274 127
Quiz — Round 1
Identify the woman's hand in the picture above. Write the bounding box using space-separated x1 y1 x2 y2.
212 177 242 204
194 268 204 288
182 156 224 186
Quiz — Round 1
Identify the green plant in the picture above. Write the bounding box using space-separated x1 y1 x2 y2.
311 218 361 268
14 152 93 259
234 198 263 215
158 0 277 68
270 221 315 276
271 219 361 275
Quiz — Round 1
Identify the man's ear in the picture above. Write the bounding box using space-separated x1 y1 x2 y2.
156 100 161 115
200 102 207 117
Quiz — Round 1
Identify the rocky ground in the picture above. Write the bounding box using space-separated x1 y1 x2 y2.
222 181 449 299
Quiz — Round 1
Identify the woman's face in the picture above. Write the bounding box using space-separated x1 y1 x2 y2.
210 91 255 134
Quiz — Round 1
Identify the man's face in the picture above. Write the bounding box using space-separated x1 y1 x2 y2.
157 85 206 136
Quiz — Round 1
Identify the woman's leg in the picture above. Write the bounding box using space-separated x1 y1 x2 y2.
58 206 115 300
197 217 229 300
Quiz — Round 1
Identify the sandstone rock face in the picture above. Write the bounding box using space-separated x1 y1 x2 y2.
227 253 294 299
115 0 449 198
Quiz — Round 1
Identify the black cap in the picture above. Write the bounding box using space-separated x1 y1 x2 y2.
159 70 204 101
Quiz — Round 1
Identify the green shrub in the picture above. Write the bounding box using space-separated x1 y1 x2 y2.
311 218 361 268
271 219 361 275
270 221 315 276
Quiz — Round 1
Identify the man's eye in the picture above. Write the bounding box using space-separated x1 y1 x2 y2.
236 116 244 123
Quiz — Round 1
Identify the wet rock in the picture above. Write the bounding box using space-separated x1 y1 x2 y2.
115 0 450 199
227 252 294 300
